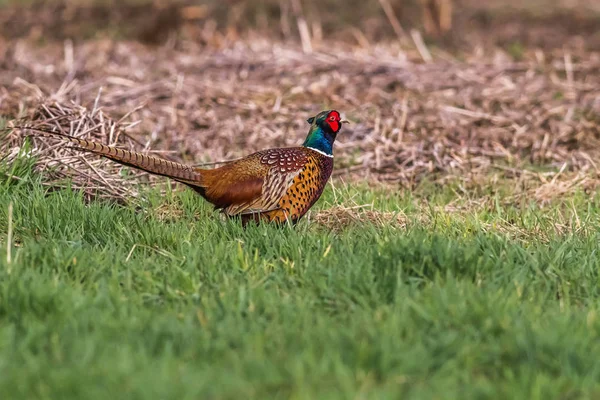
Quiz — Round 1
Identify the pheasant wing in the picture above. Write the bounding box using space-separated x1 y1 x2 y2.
205 148 308 216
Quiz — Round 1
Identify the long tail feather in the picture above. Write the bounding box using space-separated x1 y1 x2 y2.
19 127 204 186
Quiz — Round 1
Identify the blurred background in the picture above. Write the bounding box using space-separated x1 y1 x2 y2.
1 0 599 192
0 0 598 50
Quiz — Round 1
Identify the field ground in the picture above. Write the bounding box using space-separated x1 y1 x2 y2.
1 0 600 398
3 160 600 399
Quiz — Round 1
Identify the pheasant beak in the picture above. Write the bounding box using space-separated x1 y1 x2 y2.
341 120 350 124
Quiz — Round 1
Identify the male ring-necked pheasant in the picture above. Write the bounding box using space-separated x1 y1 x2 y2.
28 110 346 224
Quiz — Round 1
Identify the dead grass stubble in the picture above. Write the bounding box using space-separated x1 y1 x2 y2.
1 37 599 213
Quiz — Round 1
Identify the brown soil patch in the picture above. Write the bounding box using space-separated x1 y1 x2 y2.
313 206 411 232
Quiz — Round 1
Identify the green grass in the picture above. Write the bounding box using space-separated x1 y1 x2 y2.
2 158 600 399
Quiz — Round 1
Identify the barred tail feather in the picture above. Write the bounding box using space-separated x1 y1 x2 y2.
23 128 204 186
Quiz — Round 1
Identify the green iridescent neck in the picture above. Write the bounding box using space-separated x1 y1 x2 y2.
302 125 334 156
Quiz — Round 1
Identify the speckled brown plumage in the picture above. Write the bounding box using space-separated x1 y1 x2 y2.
27 110 346 224
242 149 334 224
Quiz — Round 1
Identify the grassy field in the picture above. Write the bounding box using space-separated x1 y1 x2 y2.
3 154 600 399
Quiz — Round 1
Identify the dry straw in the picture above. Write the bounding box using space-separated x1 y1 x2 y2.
1 20 599 206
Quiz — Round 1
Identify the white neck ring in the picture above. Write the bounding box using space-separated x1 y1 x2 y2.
306 147 334 158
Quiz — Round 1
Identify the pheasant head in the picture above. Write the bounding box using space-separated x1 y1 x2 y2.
303 110 346 156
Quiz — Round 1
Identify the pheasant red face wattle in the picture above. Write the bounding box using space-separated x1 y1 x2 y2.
326 111 341 133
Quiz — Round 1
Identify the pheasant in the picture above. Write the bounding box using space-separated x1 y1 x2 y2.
24 110 347 224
